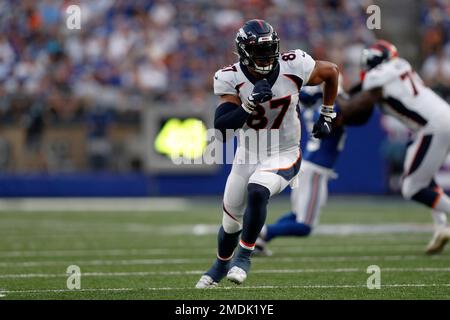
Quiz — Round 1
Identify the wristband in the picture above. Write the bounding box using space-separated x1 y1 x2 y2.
320 105 337 119
242 100 256 114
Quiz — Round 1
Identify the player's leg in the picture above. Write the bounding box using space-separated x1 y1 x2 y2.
226 181 271 284
401 130 450 254
296 168 328 229
258 210 297 242
196 164 252 288
272 164 328 239
402 132 450 216
255 211 297 256
227 150 301 284
256 163 328 255
273 212 297 224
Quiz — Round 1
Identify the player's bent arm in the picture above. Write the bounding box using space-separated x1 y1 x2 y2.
306 61 339 106
214 94 249 136
337 88 382 126
348 82 362 96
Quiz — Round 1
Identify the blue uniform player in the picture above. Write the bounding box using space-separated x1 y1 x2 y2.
256 84 368 255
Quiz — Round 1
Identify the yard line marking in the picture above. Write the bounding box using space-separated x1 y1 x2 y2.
0 198 188 212
0 258 204 267
278 244 427 253
0 271 203 279
314 224 434 235
0 223 435 237
0 255 448 268
0 243 433 258
0 233 433 258
2 283 450 294
2 267 450 279
0 248 173 258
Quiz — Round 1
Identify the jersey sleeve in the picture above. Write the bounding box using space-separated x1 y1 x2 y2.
292 49 316 85
362 64 397 91
213 68 238 96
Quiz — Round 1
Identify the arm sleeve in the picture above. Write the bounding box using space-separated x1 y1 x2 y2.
214 102 250 135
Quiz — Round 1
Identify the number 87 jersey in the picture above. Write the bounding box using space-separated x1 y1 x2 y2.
213 49 316 153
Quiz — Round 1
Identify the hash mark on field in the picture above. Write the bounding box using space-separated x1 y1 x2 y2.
2 283 450 295
2 267 450 279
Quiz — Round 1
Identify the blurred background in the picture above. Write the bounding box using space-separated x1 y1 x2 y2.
0 0 449 197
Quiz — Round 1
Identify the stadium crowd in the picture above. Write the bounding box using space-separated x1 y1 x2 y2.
420 0 450 99
0 0 448 172
0 0 377 124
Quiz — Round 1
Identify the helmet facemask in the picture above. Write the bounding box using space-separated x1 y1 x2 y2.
236 27 280 75
250 42 279 74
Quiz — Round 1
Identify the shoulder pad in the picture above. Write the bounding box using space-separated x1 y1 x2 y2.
213 64 240 96
363 59 404 90
282 49 316 84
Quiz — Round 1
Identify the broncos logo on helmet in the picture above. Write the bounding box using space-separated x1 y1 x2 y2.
235 19 280 75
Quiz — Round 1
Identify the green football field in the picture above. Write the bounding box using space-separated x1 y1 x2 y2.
0 196 449 300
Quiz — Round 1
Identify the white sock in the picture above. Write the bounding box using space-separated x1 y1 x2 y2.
432 210 448 230
433 193 450 215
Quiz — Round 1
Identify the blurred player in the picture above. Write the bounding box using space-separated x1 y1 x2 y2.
195 19 339 288
255 85 372 256
337 40 450 255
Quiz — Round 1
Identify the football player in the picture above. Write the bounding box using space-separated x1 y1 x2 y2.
195 19 339 288
255 84 373 256
336 40 450 254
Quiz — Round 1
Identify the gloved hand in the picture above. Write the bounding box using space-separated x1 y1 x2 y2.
312 105 336 139
242 79 273 113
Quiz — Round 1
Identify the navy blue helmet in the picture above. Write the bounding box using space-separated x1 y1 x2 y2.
235 19 280 75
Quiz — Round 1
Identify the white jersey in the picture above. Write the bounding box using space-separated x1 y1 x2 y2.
363 57 450 132
213 49 316 154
